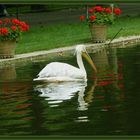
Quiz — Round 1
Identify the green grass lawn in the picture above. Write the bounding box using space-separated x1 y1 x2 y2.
16 16 140 54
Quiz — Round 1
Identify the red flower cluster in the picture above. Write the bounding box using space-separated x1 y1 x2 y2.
0 18 29 41
80 5 122 24
11 18 29 31
0 28 8 35
19 22 29 31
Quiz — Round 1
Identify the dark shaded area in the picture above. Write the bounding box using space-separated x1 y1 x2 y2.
0 3 140 26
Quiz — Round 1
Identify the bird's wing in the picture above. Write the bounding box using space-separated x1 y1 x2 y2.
38 62 85 79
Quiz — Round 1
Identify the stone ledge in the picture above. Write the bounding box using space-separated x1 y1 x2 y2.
0 35 140 67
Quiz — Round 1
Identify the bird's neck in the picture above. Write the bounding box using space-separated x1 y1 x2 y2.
77 53 86 75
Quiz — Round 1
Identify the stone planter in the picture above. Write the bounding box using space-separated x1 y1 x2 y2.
0 40 16 59
89 24 107 43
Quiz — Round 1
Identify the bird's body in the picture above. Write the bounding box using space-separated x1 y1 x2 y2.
35 62 86 82
33 45 97 82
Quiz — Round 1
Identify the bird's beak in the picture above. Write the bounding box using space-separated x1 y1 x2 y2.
82 52 97 73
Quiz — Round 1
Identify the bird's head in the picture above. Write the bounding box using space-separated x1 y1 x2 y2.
75 44 97 73
75 44 86 54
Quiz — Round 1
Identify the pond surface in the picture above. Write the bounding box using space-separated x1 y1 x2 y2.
0 46 140 136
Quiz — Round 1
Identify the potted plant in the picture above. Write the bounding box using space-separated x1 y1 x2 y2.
80 5 122 43
0 18 29 58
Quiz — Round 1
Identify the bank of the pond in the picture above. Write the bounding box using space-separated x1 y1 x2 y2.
0 35 140 67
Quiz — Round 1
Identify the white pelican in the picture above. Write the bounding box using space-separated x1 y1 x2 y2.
33 44 97 82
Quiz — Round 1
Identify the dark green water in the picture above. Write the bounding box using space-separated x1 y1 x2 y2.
0 46 140 136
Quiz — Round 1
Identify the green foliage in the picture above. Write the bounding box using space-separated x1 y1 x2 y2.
16 16 140 54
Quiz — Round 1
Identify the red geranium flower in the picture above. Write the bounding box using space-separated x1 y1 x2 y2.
105 8 112 14
114 8 122 15
80 15 85 21
11 26 17 31
0 27 8 35
90 15 96 21
12 18 20 25
19 22 29 31
94 6 104 12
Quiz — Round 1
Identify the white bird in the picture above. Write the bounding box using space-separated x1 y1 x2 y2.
33 44 97 82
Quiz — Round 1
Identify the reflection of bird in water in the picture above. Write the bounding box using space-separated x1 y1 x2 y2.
33 44 97 82
34 76 97 109
84 77 97 104
35 77 97 122
35 82 87 109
